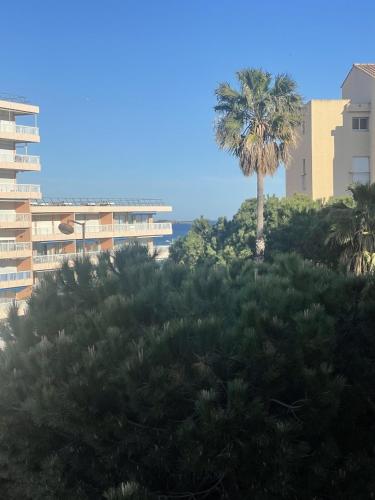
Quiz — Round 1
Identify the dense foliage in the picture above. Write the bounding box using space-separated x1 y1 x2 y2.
170 194 347 267
0 247 375 498
326 184 375 274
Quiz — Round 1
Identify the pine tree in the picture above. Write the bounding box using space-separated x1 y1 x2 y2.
0 247 375 498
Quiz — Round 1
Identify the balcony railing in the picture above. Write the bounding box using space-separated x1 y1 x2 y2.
0 271 31 282
113 222 172 233
0 183 40 193
0 153 40 164
0 122 39 136
33 251 101 264
85 224 113 233
0 213 31 223
32 222 172 238
31 197 168 207
0 241 31 253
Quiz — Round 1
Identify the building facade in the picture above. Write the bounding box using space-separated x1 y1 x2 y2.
286 64 375 199
0 98 172 318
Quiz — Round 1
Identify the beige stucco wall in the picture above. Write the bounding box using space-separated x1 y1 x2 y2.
286 102 313 197
342 66 373 103
332 102 371 196
286 100 347 199
310 100 347 199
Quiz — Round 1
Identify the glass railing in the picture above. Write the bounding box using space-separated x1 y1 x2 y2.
0 271 31 282
0 213 30 222
0 183 40 193
0 241 31 252
0 122 39 136
85 224 113 233
15 154 40 164
0 153 40 164
33 225 113 236
113 222 172 233
33 251 101 264
32 222 172 237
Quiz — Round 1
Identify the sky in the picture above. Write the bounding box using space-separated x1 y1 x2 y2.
3 0 375 220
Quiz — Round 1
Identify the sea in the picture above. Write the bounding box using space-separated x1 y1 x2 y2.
154 222 192 246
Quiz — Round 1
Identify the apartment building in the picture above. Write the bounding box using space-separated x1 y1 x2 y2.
0 97 172 319
286 63 375 199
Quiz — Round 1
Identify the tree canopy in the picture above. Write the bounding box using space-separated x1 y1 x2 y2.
214 68 302 260
170 194 347 268
0 248 375 498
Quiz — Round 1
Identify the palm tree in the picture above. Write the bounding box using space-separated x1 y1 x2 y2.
326 184 375 275
214 69 302 261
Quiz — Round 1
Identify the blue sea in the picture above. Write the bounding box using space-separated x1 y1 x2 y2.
154 222 192 246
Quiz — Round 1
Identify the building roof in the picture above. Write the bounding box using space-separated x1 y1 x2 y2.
354 64 375 78
342 63 375 87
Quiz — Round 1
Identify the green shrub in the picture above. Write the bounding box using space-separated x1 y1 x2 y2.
0 247 374 498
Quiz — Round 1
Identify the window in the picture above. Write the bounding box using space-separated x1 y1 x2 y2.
301 159 306 190
352 117 369 130
302 121 305 135
351 157 370 185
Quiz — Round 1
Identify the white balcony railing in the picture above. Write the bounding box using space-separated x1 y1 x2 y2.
113 222 172 233
0 122 39 136
32 222 172 238
0 153 40 164
33 251 101 265
0 213 30 223
0 271 31 282
15 154 40 164
0 183 40 194
85 224 113 233
0 241 31 253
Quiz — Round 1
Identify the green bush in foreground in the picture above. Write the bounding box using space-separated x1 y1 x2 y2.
0 247 375 498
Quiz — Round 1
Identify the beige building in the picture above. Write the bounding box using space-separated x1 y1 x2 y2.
286 64 375 199
0 97 172 319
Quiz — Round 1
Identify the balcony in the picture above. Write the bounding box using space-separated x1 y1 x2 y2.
113 222 173 237
0 299 27 320
30 197 173 214
33 251 101 271
0 212 31 229
0 122 40 142
0 183 41 200
0 153 41 172
32 222 173 241
0 271 33 289
0 241 32 259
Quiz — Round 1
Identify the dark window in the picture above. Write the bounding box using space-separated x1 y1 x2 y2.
360 117 368 130
352 117 368 130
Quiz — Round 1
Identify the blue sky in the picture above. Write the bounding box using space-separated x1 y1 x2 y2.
3 0 375 219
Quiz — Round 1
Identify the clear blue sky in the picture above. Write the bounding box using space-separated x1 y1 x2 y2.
3 0 375 219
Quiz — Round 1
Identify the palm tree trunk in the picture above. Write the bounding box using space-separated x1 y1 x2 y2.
255 170 265 262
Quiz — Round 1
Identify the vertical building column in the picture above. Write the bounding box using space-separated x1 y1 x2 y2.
15 228 31 243
16 285 33 300
17 257 31 272
99 213 114 251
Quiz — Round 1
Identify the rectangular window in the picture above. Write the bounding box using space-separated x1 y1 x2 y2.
352 117 369 130
301 159 306 190
351 157 370 184
302 121 305 135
